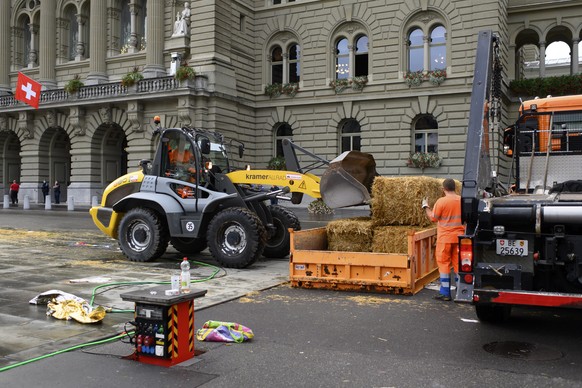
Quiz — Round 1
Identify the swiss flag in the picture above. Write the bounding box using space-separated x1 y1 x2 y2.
15 72 42 109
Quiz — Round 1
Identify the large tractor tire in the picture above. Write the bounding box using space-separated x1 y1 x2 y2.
263 205 301 258
118 208 169 262
171 237 207 254
475 304 512 323
207 207 267 268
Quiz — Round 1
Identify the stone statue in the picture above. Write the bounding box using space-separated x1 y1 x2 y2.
172 2 191 37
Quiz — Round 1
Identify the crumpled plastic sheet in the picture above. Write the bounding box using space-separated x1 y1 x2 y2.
196 320 254 343
29 289 106 324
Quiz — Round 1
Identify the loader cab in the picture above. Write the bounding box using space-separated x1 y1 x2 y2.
154 128 206 200
195 132 230 174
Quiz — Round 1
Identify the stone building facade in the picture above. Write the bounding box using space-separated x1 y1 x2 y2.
0 0 581 205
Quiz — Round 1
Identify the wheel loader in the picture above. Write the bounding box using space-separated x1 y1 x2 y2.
90 125 377 268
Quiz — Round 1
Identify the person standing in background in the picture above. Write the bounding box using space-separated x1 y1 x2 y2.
9 180 19 205
53 180 61 204
41 180 49 203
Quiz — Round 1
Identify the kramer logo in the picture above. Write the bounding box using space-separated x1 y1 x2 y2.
246 173 288 180
246 173 270 180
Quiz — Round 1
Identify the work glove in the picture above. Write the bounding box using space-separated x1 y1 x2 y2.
421 197 429 209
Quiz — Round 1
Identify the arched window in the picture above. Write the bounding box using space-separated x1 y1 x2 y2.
21 16 32 68
354 36 369 77
65 6 78 61
414 115 438 153
275 123 293 157
335 38 350 79
120 3 131 52
341 119 361 152
267 41 301 85
137 0 147 51
408 28 424 72
406 21 448 74
288 44 300 83
271 46 283 84
333 32 369 80
429 26 446 70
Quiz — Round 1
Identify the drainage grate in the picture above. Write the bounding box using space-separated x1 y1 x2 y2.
483 341 563 361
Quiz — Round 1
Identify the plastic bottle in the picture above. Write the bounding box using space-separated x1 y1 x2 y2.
180 257 191 293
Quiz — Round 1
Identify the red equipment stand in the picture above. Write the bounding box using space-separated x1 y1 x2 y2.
120 286 207 367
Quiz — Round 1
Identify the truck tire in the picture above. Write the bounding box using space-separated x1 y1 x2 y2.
118 208 169 262
263 205 301 258
475 304 512 323
207 207 266 268
171 237 207 254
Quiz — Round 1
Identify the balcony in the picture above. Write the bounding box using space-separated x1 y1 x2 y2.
0 75 209 112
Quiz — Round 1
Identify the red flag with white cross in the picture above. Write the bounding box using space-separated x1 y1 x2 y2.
15 72 42 109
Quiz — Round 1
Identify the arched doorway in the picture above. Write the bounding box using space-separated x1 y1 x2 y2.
99 123 128 187
0 132 21 195
39 127 72 203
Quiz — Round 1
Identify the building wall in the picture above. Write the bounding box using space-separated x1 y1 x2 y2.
0 0 580 205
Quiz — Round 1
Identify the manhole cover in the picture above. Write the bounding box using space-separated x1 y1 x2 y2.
483 341 563 361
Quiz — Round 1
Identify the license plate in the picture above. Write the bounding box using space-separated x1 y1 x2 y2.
496 239 528 256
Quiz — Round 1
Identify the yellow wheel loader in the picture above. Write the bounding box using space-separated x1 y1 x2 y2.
90 126 376 268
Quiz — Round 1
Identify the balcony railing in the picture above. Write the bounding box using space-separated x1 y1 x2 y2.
0 75 208 109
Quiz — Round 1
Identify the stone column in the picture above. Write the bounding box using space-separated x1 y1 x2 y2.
128 1 139 54
39 0 57 89
423 35 430 73
75 14 86 61
508 44 516 81
572 39 579 75
28 24 38 68
143 0 166 78
539 41 546 78
0 0 10 94
347 45 354 79
87 0 108 84
282 53 289 83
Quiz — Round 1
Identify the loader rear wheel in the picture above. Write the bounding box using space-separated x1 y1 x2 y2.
171 237 207 254
118 208 169 262
475 304 512 323
207 207 266 268
263 205 301 258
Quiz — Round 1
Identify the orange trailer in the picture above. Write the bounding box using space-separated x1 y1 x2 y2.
289 227 439 295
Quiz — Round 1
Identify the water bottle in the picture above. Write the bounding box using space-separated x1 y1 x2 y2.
180 257 191 293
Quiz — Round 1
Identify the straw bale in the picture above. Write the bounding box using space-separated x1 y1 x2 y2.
371 176 443 227
326 217 373 252
372 226 428 254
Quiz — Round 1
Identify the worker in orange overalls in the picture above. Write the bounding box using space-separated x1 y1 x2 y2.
422 178 465 301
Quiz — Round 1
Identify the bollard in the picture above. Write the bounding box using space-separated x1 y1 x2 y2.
3 194 9 209
67 196 75 211
23 195 30 210
91 195 99 207
45 196 51 210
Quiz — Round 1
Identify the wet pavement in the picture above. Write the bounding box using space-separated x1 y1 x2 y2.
0 204 369 368
1 205 582 387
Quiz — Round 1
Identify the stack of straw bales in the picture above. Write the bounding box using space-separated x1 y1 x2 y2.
326 176 459 254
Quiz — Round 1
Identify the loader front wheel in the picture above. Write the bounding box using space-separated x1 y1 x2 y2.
263 205 301 258
207 208 266 268
171 237 207 254
118 208 169 262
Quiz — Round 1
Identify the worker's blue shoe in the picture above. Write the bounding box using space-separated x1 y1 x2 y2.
433 294 451 301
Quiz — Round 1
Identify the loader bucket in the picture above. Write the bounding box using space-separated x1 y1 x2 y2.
320 151 377 208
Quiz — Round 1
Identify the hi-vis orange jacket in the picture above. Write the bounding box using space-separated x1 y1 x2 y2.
430 194 465 243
